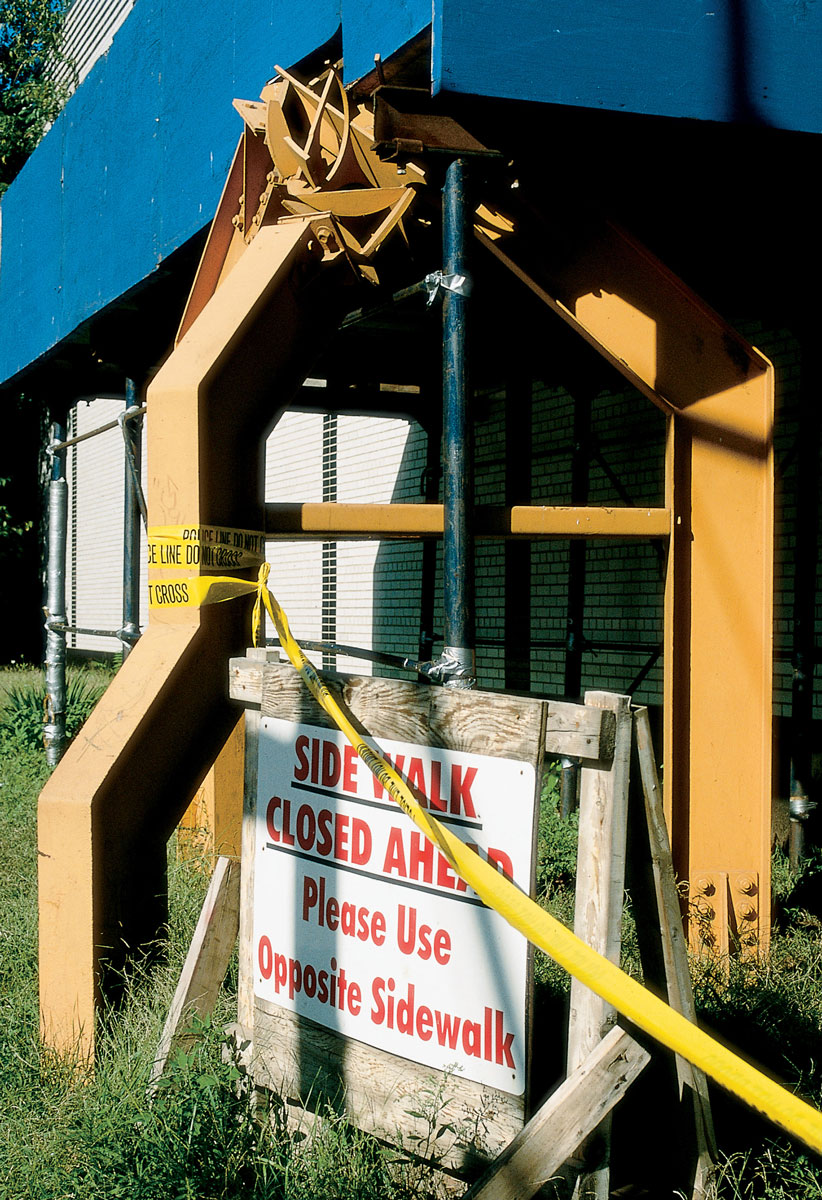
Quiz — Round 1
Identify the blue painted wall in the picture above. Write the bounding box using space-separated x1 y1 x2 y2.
1 0 346 387
3 0 820 388
433 0 822 133
342 0 430 84
0 0 433 388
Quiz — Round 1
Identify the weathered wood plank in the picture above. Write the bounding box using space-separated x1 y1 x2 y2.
229 648 281 707
244 1002 524 1173
545 702 614 761
426 688 545 761
255 662 548 761
634 706 717 1198
238 710 259 1032
341 674 441 744
566 692 632 1200
463 1027 650 1200
260 664 341 728
231 660 610 760
150 855 240 1087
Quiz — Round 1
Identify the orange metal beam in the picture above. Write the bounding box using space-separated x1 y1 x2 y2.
38 79 774 1060
264 502 671 539
480 213 774 943
38 217 345 1055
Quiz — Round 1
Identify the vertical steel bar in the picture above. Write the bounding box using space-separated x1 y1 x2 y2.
442 157 475 688
504 373 531 692
321 411 338 671
418 407 440 666
560 757 579 820
789 331 819 867
44 421 68 767
564 392 592 699
122 380 143 659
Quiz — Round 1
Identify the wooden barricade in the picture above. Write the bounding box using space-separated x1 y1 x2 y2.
154 652 714 1197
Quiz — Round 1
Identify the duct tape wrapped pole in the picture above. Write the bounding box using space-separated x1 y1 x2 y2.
441 157 476 689
44 422 68 767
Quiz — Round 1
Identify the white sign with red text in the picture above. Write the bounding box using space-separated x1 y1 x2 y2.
253 718 536 1095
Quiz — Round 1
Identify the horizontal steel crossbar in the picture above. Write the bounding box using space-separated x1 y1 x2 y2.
264 502 670 540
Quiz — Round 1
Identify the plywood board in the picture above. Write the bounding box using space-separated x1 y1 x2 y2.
230 659 611 760
239 661 547 1171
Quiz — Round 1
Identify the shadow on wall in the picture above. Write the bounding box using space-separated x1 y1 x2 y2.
370 379 667 703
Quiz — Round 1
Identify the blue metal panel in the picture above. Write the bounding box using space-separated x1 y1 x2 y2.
432 0 822 134
342 0 431 84
0 0 342 386
8 0 818 390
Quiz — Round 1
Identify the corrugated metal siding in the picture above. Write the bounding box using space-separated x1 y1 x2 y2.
65 397 148 654
264 411 325 662
334 415 413 673
264 411 415 673
54 0 136 92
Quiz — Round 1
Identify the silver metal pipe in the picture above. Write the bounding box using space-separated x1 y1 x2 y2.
46 619 138 641
44 422 68 766
49 404 147 453
121 382 144 658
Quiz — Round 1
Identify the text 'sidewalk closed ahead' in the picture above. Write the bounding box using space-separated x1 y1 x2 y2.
253 720 535 1095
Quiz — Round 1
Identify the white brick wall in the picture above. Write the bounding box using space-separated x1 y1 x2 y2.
63 331 811 723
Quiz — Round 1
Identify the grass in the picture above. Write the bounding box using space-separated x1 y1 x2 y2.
0 662 113 752
3 683 822 1197
0 670 449 1199
0 734 430 1199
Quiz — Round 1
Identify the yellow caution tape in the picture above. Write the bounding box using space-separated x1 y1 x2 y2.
147 525 264 573
152 562 822 1151
147 577 251 609
253 567 822 1152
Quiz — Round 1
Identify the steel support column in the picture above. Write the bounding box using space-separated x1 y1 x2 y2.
44 422 68 768
441 159 476 688
564 392 592 700
121 381 143 659
478 213 774 945
504 375 532 693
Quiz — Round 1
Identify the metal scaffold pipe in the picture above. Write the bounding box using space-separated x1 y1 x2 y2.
44 422 68 767
121 380 143 658
442 157 476 689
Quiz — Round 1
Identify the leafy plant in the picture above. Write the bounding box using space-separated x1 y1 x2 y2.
0 668 108 752
536 758 579 899
0 0 73 195
66 1014 270 1200
715 1143 822 1199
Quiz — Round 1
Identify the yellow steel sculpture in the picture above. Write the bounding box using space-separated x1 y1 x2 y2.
38 66 772 1056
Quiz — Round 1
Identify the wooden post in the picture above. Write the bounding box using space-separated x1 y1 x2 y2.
634 706 717 1198
150 855 241 1087
464 1027 650 1200
566 692 632 1199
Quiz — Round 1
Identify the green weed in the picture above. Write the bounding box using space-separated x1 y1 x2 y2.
0 667 110 753
0 730 430 1200
715 1143 822 1199
5 692 822 1198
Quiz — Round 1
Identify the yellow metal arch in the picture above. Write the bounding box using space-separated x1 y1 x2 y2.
38 219 348 1052
38 76 773 1056
479 213 773 946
